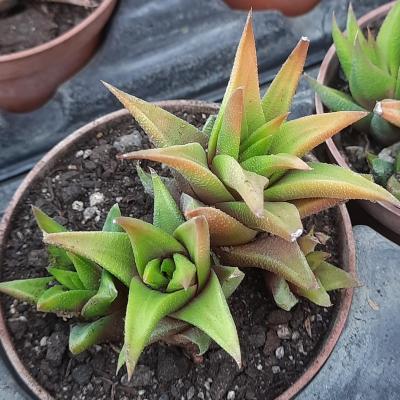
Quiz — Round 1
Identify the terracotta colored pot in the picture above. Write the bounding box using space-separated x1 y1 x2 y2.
0 0 117 113
0 101 355 399
316 1 400 238
223 0 320 16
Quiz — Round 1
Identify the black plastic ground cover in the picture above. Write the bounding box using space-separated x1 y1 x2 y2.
0 0 388 182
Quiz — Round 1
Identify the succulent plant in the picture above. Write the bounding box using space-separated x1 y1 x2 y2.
104 12 398 309
0 174 244 378
307 2 400 146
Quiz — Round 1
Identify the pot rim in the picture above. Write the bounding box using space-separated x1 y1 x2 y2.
0 0 116 63
315 1 400 221
0 101 355 400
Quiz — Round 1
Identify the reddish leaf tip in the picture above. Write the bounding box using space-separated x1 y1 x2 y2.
301 36 310 43
374 101 383 116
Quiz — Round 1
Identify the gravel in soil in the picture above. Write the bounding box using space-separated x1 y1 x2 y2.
0 1 98 55
1 109 341 400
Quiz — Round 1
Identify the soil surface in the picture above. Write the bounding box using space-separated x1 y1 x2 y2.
0 1 99 55
1 109 342 400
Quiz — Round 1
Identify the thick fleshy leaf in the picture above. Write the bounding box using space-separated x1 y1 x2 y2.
369 112 400 146
47 268 85 290
349 41 396 109
265 272 298 311
116 217 185 277
212 155 268 217
174 327 213 356
102 204 124 233
37 286 96 313
185 206 257 246
291 198 343 218
124 276 196 378
103 82 207 148
143 259 169 290
297 229 319 255
315 261 359 291
264 162 400 206
120 144 234 204
69 312 123 354
81 270 119 319
217 201 303 242
161 258 175 279
240 113 287 153
167 254 196 292
239 136 275 161
241 154 311 178
262 37 309 122
44 231 135 287
173 216 211 291
269 111 367 157
217 235 318 290
213 264 245 298
67 252 101 291
203 115 217 136
180 193 206 215
216 88 243 159
375 100 400 128
32 206 67 233
376 1 400 77
172 270 241 367
0 277 53 304
151 171 185 234
149 317 188 344
294 278 332 307
332 15 353 80
306 251 330 270
208 11 264 160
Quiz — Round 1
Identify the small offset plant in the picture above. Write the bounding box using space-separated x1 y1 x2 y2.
307 2 400 199
0 174 244 378
104 12 399 310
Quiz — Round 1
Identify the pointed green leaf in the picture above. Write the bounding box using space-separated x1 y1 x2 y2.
166 254 196 292
124 276 196 378
32 206 67 233
212 155 268 217
149 317 188 344
102 204 124 233
151 171 185 234
269 111 367 157
44 231 135 287
306 251 330 271
143 259 169 290
265 272 298 311
217 235 318 290
172 270 241 367
315 261 359 291
264 162 400 206
103 82 207 148
216 88 243 160
213 264 245 299
332 15 353 80
370 112 400 146
116 217 185 277
37 286 96 313
81 270 118 319
67 252 101 291
185 206 257 246
180 193 206 215
0 277 53 304
291 198 343 218
216 201 303 242
262 37 309 121
69 312 123 354
241 154 311 178
176 327 212 356
376 1 400 77
239 136 275 161
173 216 211 291
295 277 332 307
161 258 175 279
203 115 217 136
47 268 85 290
297 229 319 255
120 144 235 204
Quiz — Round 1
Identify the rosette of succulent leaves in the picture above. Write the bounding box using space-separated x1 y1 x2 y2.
307 2 400 199
0 174 246 378
104 12 399 311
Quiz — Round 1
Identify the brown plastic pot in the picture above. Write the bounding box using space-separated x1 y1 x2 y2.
223 0 320 16
0 101 355 399
316 1 400 238
0 0 117 113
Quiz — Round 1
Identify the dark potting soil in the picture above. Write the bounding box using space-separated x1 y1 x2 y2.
0 1 98 55
1 110 342 400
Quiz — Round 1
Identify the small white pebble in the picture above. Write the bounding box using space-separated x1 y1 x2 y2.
272 366 281 374
72 201 84 211
276 346 285 360
83 149 92 159
40 336 48 346
138 389 145 395
227 391 235 400
256 364 263 371
75 150 84 158
116 196 123 202
83 206 100 222
89 192 105 207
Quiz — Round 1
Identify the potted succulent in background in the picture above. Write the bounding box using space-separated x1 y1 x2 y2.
223 0 320 17
0 11 398 400
308 1 400 237
0 0 117 113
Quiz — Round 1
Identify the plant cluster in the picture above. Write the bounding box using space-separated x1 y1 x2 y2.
308 2 400 198
0 11 399 379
